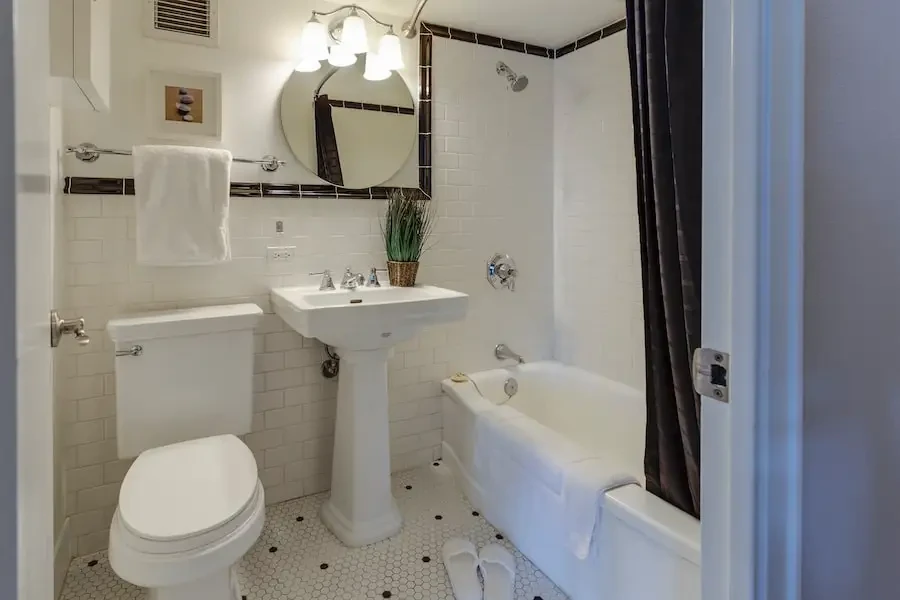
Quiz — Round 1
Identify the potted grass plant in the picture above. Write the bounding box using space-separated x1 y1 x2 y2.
381 189 436 287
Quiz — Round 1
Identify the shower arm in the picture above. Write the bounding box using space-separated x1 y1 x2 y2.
400 0 431 38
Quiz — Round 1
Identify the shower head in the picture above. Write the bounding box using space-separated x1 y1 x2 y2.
496 61 529 92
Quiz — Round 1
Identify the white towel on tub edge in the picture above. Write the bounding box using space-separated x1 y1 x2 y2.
563 458 639 560
473 406 640 560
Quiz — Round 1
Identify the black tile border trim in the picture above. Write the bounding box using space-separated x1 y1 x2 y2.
421 18 627 60
64 177 424 200
422 22 552 58
327 98 415 116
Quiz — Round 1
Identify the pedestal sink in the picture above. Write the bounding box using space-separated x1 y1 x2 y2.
271 284 468 546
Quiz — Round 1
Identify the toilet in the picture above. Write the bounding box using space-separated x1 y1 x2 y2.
105 304 265 600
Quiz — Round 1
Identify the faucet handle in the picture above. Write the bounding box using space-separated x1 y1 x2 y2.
310 269 335 291
366 267 388 287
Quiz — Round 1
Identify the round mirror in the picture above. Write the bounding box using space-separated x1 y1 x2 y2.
281 61 417 189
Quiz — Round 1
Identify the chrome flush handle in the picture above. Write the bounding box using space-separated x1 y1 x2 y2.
50 310 90 348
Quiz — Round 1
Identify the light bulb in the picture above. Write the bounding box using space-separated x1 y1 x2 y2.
328 44 358 68
378 31 404 71
340 9 369 54
364 52 390 81
295 58 322 73
299 15 329 62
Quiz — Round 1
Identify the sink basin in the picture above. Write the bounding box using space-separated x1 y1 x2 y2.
271 285 468 350
271 283 468 547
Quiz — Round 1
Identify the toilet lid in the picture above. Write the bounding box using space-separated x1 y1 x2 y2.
119 435 259 542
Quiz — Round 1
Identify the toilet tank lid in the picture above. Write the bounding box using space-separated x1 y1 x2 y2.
108 303 263 343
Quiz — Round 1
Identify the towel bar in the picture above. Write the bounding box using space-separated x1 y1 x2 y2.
66 143 286 173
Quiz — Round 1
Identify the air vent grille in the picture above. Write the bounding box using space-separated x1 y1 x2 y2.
154 0 211 39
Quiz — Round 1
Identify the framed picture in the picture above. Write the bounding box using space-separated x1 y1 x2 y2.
147 69 222 141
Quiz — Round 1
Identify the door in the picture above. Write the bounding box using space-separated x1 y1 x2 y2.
702 0 804 599
15 0 56 598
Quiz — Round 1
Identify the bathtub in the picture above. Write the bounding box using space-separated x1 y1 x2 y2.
441 361 700 600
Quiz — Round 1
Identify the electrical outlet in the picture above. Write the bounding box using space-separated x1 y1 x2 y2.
267 246 296 262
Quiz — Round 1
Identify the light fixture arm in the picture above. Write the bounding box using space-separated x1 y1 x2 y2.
401 0 432 39
311 4 396 31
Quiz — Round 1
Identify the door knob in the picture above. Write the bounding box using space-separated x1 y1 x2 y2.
50 310 91 348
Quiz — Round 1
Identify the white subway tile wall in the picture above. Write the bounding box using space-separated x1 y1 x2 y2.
553 35 646 390
59 36 554 556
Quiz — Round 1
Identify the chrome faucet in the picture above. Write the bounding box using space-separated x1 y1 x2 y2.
495 344 525 364
340 267 366 290
310 269 336 291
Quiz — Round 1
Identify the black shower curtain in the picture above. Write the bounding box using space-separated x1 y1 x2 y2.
314 95 344 186
626 0 703 519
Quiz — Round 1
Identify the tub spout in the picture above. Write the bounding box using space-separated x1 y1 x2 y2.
495 344 525 364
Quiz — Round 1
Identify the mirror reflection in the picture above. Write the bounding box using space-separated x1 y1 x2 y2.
281 61 417 189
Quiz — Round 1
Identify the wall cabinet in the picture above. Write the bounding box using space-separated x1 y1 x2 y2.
51 0 111 112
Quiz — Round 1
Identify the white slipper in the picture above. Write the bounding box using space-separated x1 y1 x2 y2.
443 538 483 600
479 543 516 600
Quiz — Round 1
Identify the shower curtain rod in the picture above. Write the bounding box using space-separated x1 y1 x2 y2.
65 143 287 173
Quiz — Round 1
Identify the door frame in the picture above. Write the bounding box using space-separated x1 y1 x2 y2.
702 0 805 599
0 0 18 597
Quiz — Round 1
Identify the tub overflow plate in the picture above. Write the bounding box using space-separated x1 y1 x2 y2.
504 378 518 398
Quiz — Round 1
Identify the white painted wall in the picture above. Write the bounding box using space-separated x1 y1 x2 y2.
59 20 554 555
803 2 900 597
552 34 644 390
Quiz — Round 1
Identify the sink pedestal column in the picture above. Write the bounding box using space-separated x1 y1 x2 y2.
321 347 402 547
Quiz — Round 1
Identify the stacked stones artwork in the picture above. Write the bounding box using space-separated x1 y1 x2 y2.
165 85 204 124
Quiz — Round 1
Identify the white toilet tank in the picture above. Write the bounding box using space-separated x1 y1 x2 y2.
107 304 263 458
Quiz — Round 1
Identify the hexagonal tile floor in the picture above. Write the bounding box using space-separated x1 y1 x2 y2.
60 463 567 600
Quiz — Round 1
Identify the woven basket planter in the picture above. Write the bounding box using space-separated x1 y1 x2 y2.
387 261 419 287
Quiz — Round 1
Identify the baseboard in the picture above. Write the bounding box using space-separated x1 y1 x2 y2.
53 518 71 600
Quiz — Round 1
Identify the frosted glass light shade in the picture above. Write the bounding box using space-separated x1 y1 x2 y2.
378 32 404 71
341 11 369 54
364 52 390 81
328 44 358 67
299 17 329 62
295 58 322 73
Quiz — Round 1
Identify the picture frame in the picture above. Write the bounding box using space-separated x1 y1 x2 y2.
146 69 222 141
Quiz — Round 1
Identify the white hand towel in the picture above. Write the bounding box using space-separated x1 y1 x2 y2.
133 145 233 266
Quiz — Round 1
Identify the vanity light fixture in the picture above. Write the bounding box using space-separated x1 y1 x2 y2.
363 52 391 81
298 15 330 62
294 57 322 73
296 4 405 75
328 44 358 68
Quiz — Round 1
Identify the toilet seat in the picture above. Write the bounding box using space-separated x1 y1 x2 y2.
118 434 258 549
109 435 266 589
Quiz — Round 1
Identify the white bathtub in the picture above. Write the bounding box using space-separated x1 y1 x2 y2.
441 361 700 600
